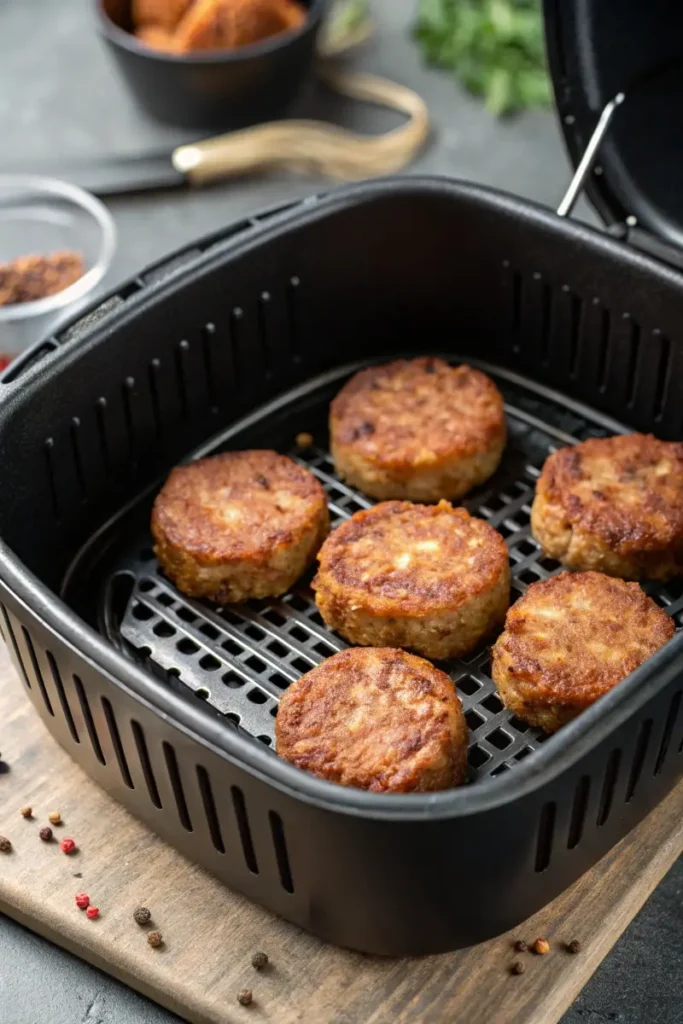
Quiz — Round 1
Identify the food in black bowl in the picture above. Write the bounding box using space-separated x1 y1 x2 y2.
97 0 327 129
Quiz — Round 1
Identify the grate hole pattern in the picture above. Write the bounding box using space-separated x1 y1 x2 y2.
106 370 682 784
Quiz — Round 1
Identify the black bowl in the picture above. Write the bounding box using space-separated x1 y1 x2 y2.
97 0 327 130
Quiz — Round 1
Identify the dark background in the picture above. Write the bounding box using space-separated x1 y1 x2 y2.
0 2 680 1021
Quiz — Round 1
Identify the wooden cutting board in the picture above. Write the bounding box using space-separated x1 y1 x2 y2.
0 643 681 1024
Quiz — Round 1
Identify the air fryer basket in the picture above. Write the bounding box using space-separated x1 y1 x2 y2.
0 179 681 956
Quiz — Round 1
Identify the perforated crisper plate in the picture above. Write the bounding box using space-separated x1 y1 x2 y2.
101 363 683 783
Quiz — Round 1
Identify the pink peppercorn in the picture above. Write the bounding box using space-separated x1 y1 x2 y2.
60 838 76 854
86 906 100 920
75 892 90 910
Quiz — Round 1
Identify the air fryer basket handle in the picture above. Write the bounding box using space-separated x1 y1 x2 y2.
557 92 625 218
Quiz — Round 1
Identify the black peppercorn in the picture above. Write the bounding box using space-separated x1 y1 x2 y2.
568 939 581 954
39 826 53 842
237 989 253 1007
0 836 12 853
134 906 152 925
510 961 525 975
514 939 528 953
251 951 269 970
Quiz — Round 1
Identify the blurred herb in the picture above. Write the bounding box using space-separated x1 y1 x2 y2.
414 0 551 116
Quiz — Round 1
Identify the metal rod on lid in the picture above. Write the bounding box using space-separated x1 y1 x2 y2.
556 92 625 217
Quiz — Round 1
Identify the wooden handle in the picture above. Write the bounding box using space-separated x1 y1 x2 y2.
172 66 430 185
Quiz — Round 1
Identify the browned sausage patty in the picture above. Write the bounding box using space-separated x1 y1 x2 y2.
531 433 683 581
491 571 674 733
330 358 506 501
275 647 468 792
151 450 329 603
313 500 510 660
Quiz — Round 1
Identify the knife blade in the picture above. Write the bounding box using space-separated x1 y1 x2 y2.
5 150 187 198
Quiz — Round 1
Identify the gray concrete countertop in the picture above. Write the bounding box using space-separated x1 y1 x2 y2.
0 1 680 1022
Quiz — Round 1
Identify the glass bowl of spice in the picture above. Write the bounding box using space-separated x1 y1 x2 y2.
0 175 116 367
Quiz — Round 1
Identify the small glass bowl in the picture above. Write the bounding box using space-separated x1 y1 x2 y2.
0 175 116 363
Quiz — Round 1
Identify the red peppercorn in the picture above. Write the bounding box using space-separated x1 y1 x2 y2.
75 892 90 910
60 838 76 854
86 906 100 920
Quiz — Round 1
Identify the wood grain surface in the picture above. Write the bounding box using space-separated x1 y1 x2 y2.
0 642 681 1024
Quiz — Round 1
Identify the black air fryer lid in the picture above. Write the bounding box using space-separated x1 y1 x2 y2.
544 0 683 266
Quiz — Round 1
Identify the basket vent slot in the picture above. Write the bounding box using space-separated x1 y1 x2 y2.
122 377 137 463
653 334 672 421
597 750 621 826
73 675 106 766
569 294 583 378
1 606 31 690
148 360 163 438
47 652 79 743
286 276 301 360
95 397 111 474
625 719 652 803
269 811 294 893
535 802 556 872
596 308 611 391
654 691 682 776
131 720 162 809
162 741 192 831
69 417 87 501
231 785 258 874
44 439 60 521
196 765 225 854
22 627 53 716
175 341 190 418
567 776 591 849
101 697 134 789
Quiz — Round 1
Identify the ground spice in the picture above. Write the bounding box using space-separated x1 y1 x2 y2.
567 939 581 954
20 806 32 819
237 989 253 1007
514 939 528 953
510 961 525 975
48 811 62 825
75 893 90 909
86 906 100 920
147 931 163 948
60 838 76 854
251 951 269 970
134 906 152 925
39 826 53 842
0 836 12 852
533 938 550 955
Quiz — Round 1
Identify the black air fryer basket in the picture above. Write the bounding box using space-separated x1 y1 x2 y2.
0 3 682 957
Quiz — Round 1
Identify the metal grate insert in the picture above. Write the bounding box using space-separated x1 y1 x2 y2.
107 371 683 783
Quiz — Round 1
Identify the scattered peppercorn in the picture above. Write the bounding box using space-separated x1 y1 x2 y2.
60 838 76 854
514 939 528 953
147 931 163 948
133 906 151 926
48 811 62 825
75 892 90 910
567 939 581 954
251 951 269 970
510 961 525 975
0 836 12 853
295 432 313 448
533 938 550 955
237 989 253 1007
39 826 53 842
20 806 32 819
73 872 82 878
86 906 100 920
